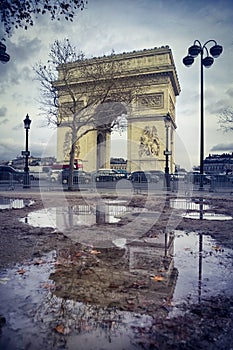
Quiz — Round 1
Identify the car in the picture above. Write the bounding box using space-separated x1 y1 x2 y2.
147 170 165 180
184 172 211 185
128 171 150 183
115 169 128 179
170 172 187 181
48 169 62 183
59 169 92 184
94 169 122 182
30 171 49 181
128 171 160 183
144 171 160 183
0 165 24 183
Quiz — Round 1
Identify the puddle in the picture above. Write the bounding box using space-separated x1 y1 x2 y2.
182 212 232 220
20 203 148 229
170 198 232 221
0 198 34 209
172 231 233 304
0 251 153 350
170 198 210 211
20 202 156 248
0 231 232 349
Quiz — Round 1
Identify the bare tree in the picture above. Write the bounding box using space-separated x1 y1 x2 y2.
218 107 233 132
0 0 87 37
34 39 142 190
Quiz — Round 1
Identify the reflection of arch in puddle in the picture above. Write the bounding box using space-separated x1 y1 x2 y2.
128 232 175 275
127 232 178 297
49 232 178 318
23 203 127 229
23 202 159 248
58 208 161 248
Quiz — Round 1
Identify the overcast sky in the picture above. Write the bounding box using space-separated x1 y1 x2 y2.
0 0 233 170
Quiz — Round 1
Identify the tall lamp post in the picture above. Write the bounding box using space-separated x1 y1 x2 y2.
183 40 223 190
164 113 172 191
22 114 32 188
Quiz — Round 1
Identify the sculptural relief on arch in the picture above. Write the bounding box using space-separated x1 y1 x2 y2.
56 46 180 173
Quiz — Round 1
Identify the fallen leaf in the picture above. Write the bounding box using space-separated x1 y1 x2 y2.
90 250 101 255
54 324 70 335
75 252 83 257
151 275 164 282
41 283 55 290
17 268 26 275
55 324 65 334
212 245 221 251
33 259 45 265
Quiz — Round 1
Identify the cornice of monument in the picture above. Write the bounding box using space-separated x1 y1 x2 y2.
88 45 172 61
56 45 181 95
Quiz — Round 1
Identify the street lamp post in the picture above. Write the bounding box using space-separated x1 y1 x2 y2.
22 114 32 188
183 40 223 190
164 113 172 191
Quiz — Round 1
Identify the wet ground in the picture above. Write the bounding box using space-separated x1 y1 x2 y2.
0 191 233 349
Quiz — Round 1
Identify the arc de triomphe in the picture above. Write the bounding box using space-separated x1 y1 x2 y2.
56 46 180 173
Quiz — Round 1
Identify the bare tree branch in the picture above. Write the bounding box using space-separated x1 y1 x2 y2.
34 39 143 189
218 107 233 132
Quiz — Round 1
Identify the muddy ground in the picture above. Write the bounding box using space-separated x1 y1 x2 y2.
0 190 233 349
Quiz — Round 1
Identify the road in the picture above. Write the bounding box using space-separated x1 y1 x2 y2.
0 177 232 196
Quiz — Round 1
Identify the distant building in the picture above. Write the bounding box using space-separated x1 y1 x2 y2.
204 153 233 174
10 156 56 170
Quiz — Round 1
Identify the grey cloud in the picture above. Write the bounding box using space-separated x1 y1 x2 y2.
226 87 233 98
0 107 7 117
207 99 230 115
0 58 12 85
0 36 42 89
12 123 23 131
9 66 34 87
9 36 43 62
211 143 233 151
0 118 9 125
0 143 21 160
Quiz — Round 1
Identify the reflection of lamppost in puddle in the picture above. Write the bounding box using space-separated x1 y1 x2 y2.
198 197 204 301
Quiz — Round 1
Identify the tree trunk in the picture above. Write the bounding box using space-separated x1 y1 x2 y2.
68 132 76 191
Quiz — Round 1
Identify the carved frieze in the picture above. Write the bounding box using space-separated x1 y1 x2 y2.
137 93 164 109
139 126 160 157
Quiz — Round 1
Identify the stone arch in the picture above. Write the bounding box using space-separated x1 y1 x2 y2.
56 46 180 172
93 101 128 170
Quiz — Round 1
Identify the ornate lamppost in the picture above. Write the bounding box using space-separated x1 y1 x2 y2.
183 40 223 190
22 114 32 188
164 113 172 191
